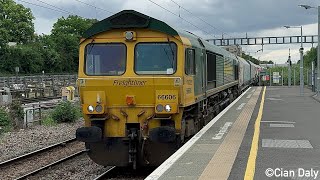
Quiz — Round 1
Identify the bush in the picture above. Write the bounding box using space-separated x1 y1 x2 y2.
0 107 11 133
51 101 80 123
9 101 25 129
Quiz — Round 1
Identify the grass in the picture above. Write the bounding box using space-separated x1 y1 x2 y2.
42 116 57 126
0 107 12 135
0 126 13 139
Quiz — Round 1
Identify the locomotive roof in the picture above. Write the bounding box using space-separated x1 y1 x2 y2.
83 10 179 38
83 10 238 61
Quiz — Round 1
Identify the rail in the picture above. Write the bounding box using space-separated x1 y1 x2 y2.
15 150 87 180
0 138 77 167
93 166 117 180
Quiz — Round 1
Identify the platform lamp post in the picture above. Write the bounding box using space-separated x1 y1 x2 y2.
299 5 320 94
288 48 292 87
284 25 304 95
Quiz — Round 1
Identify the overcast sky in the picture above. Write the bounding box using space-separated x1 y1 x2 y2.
14 0 320 64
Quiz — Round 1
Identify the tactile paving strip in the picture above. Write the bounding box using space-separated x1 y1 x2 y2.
262 139 313 149
270 124 295 128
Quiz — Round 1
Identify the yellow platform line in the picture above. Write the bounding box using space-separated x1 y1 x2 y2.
198 87 261 180
244 86 266 180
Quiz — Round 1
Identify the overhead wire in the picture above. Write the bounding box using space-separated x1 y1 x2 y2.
147 0 211 36
16 0 71 15
18 0 259 59
169 0 260 58
171 0 260 59
33 0 77 15
73 0 114 14
146 0 262 58
169 0 233 39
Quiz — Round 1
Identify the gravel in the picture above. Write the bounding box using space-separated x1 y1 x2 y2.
0 118 153 179
27 153 109 180
27 154 152 180
0 119 84 162
0 141 85 180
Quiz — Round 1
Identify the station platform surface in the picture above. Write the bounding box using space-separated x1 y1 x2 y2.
146 86 320 180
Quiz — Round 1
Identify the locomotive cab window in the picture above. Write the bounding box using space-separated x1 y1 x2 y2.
85 43 126 76
185 49 195 75
135 42 177 74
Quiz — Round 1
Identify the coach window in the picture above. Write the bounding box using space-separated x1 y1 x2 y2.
85 43 126 76
185 49 195 75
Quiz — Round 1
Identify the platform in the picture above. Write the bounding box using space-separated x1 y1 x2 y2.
146 86 320 180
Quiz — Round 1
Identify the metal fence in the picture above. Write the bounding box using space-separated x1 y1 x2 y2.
0 74 78 100
307 71 318 92
22 101 58 128
260 66 318 92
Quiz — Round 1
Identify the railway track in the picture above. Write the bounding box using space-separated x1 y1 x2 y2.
0 138 85 179
94 166 156 180
94 166 117 180
15 150 86 180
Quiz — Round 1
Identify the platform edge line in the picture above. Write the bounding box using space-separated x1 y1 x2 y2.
145 87 252 180
244 86 266 180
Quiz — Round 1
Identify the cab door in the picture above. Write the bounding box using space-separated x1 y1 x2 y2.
193 47 206 100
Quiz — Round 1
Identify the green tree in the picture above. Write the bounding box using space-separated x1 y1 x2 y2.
303 47 317 68
49 15 97 72
0 0 36 74
242 53 260 64
259 60 273 64
51 15 97 37
268 60 274 64
35 35 63 73
0 8 98 74
1 44 43 74
242 53 275 65
0 0 35 46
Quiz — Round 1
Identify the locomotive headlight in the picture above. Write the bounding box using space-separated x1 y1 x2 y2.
95 105 103 113
164 104 171 112
156 104 163 112
87 105 94 113
125 31 134 41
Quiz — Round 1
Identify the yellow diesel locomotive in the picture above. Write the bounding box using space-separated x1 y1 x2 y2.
76 10 256 169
